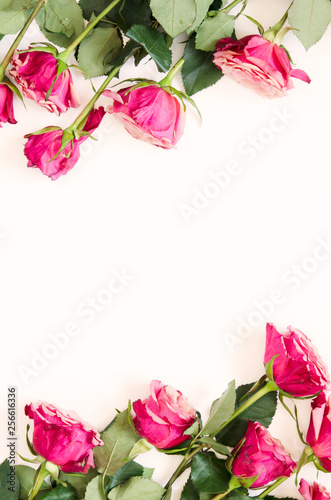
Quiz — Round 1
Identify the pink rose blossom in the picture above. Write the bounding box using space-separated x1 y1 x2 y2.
25 401 103 473
0 83 17 127
133 380 196 449
299 479 331 500
213 35 310 98
264 323 329 397
24 107 105 180
229 420 296 488
306 393 331 471
10 49 80 115
104 84 185 149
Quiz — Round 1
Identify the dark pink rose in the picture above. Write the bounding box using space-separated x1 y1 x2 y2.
229 420 296 488
264 323 329 397
25 401 103 473
24 107 105 180
0 83 17 127
132 380 196 449
213 35 310 98
306 393 331 472
104 84 185 149
299 479 331 500
10 49 80 115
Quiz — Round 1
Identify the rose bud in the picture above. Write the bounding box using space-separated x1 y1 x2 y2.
306 393 331 472
132 380 196 449
10 48 80 115
0 83 17 127
104 84 185 149
25 401 103 473
299 479 331 500
24 106 105 180
228 420 296 488
213 35 310 98
264 323 329 398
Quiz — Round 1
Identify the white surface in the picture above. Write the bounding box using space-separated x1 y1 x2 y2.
1 0 331 497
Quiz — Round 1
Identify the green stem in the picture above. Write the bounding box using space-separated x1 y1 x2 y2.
159 58 184 87
27 461 48 500
163 380 278 496
66 65 120 132
0 0 45 80
263 2 293 42
211 476 241 500
212 380 278 438
59 0 123 63
221 0 245 15
256 476 288 498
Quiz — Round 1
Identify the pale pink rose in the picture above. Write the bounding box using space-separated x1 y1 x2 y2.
213 35 310 98
104 84 185 149
133 380 196 449
10 49 80 115
264 323 329 397
229 420 296 488
0 83 17 127
25 401 103 473
306 393 331 472
299 479 331 500
24 107 105 180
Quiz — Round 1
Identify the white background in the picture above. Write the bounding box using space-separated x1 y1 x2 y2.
1 0 331 497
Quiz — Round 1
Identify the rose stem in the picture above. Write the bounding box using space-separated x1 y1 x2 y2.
158 58 185 87
27 461 49 500
221 0 246 15
0 0 45 81
256 475 290 498
65 65 120 133
163 380 278 494
58 0 123 64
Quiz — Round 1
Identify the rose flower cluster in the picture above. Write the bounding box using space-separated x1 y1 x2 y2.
0 0 316 180
4 322 331 500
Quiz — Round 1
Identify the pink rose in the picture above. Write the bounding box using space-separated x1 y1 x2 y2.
132 380 196 449
229 420 296 488
25 402 103 473
299 479 331 500
213 35 310 98
306 393 331 471
10 49 80 115
264 323 329 397
0 83 17 127
104 84 185 149
24 107 105 180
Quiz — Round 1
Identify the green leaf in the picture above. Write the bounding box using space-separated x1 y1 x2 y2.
107 477 165 500
126 24 172 72
195 11 235 51
198 437 230 456
78 26 122 77
116 0 152 32
149 0 196 38
37 483 77 500
189 0 214 33
15 465 50 500
180 476 199 500
288 0 331 50
94 410 140 477
201 380 236 436
182 35 222 95
0 9 25 34
191 453 230 494
58 468 98 499
12 0 38 9
217 382 278 447
0 460 20 500
36 0 84 48
107 461 153 492
85 476 105 500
